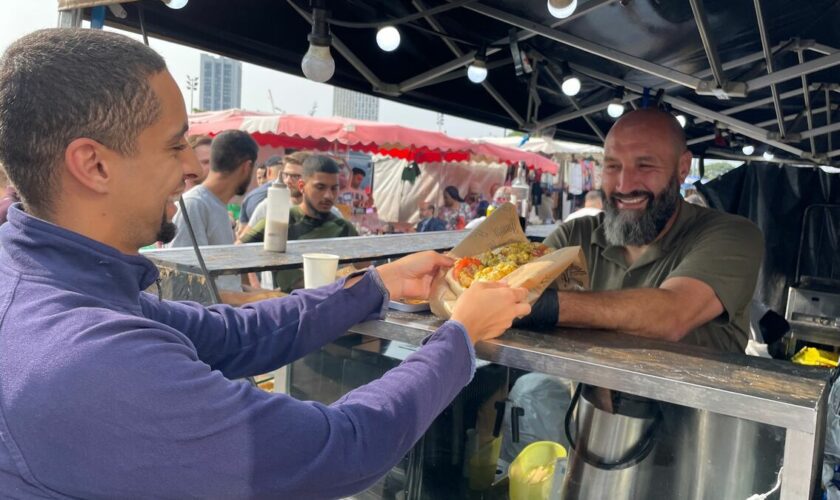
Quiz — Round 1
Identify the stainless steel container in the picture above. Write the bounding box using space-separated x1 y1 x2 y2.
561 385 660 500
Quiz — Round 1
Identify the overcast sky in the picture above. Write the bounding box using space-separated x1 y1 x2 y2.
1 1 506 139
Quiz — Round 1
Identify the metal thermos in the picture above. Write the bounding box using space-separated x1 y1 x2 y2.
561 385 660 500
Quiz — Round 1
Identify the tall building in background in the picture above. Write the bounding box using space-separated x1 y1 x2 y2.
199 54 242 111
332 88 379 121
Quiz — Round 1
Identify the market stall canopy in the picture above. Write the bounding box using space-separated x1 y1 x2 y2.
69 0 840 166
475 136 603 157
189 109 558 172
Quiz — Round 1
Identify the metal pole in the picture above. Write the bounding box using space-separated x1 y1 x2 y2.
753 0 786 137
462 1 704 90
57 8 83 28
397 0 616 93
828 88 834 152
798 51 817 154
746 51 840 92
412 0 524 126
687 103 835 146
688 0 727 89
798 122 840 141
693 85 819 125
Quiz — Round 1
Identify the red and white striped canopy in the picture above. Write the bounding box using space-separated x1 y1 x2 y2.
188 110 558 173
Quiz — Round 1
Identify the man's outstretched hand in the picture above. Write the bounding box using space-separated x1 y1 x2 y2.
375 251 454 301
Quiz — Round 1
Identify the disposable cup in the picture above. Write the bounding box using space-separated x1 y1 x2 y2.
302 253 339 289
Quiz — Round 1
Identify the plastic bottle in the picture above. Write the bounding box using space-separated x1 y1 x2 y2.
263 180 291 252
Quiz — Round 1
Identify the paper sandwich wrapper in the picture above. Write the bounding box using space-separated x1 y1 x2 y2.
430 203 589 319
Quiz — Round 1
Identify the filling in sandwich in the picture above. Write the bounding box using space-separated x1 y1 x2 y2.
452 242 550 288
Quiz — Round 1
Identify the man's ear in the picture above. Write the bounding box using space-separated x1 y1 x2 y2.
678 149 692 182
64 138 112 194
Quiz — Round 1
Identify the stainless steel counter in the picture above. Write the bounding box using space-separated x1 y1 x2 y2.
349 311 831 500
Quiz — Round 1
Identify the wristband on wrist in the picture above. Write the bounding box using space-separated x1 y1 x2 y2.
512 289 559 329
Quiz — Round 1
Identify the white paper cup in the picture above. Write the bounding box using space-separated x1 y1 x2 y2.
302 253 340 289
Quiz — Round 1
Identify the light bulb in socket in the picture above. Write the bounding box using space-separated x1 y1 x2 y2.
376 26 400 52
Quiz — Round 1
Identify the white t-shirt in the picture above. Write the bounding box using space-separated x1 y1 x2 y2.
168 185 241 291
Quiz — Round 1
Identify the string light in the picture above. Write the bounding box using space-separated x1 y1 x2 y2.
376 26 400 52
301 2 335 83
547 0 578 19
467 45 488 84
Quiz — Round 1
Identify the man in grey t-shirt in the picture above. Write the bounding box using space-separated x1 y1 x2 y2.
168 130 257 290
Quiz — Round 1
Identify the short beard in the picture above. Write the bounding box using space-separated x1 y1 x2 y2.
603 174 681 247
156 213 178 244
304 196 330 219
236 178 250 196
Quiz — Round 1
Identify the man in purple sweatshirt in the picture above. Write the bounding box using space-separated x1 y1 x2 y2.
0 29 531 499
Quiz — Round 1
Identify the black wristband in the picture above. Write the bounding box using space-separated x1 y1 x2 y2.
512 289 560 330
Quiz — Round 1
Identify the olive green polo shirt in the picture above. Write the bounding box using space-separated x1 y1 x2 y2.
544 201 764 353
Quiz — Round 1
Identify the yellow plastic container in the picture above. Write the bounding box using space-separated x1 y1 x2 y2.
509 441 568 500
792 346 839 367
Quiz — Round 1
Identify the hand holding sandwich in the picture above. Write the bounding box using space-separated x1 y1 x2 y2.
451 281 531 344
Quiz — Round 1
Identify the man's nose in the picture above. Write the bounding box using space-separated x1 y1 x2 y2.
617 167 643 193
183 149 203 182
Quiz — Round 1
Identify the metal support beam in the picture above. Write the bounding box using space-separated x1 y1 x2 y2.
689 0 726 89
400 53 474 93
798 51 817 154
798 121 840 140
687 104 835 146
399 0 616 93
754 0 786 137
692 85 821 125
544 66 605 141
412 0 524 127
57 8 83 28
462 1 704 90
482 82 525 127
828 88 834 152
533 94 639 132
747 51 840 92
567 62 808 158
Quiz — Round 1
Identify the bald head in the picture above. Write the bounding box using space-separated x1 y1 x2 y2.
606 109 687 159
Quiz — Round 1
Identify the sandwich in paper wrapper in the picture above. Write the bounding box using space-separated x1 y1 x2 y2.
430 203 589 319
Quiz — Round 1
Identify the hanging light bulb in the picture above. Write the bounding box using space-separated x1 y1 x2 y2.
676 114 687 128
762 150 775 161
742 144 755 156
606 86 625 118
376 26 400 52
561 75 581 96
467 45 488 84
301 3 335 83
547 0 578 19
607 101 625 118
162 0 189 8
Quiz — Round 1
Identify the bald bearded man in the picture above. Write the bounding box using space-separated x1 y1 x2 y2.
534 109 763 353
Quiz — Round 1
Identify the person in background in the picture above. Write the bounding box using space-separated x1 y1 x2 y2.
185 134 212 191
563 189 603 222
0 167 20 225
168 130 257 290
237 152 308 241
241 155 359 291
465 203 489 229
255 163 268 186
237 155 284 227
440 185 472 230
0 28 532 499
338 166 371 209
465 182 489 220
416 201 446 232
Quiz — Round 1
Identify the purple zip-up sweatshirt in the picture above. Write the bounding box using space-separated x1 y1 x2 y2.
0 205 475 499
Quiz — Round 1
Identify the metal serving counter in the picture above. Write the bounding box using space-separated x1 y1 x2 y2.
348 311 831 500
